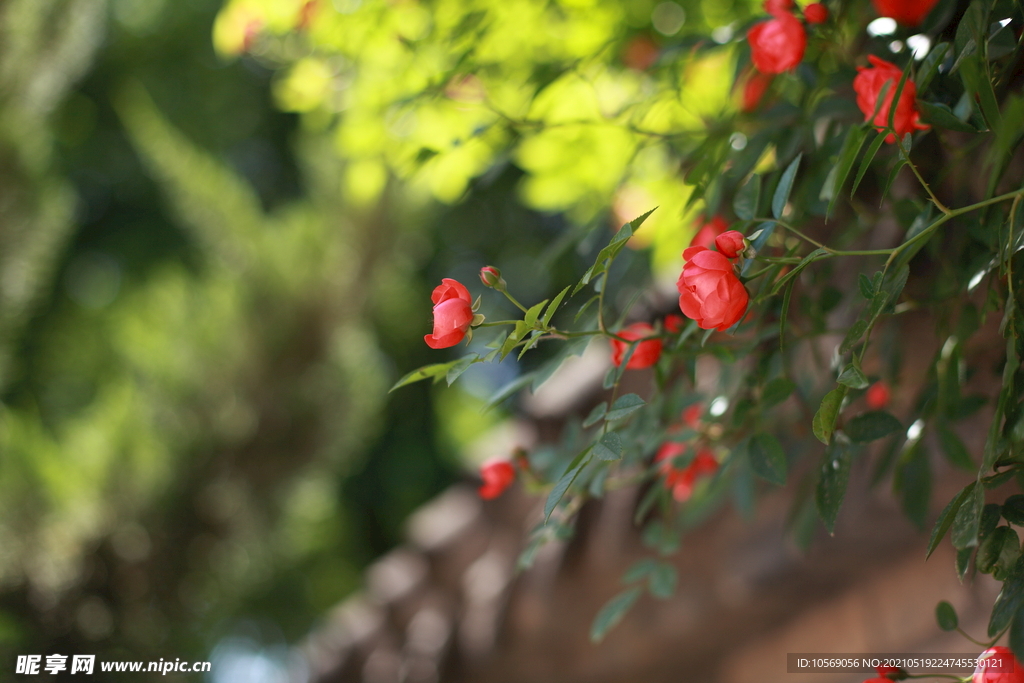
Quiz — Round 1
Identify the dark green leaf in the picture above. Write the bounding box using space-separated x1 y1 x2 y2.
977 526 1020 576
648 562 677 599
880 159 907 204
917 42 950 93
938 424 975 471
826 126 868 218
485 371 538 410
851 131 888 198
734 173 760 221
990 573 1024 637
779 280 793 352
840 320 868 354
544 455 588 521
918 100 978 133
960 54 1000 131
845 411 902 443
858 273 876 300
773 154 802 219
590 586 643 643
837 364 869 390
956 546 972 581
951 482 985 549
1004 495 1024 526
606 394 646 421
389 360 460 392
575 294 600 322
813 386 847 445
622 558 658 583
816 441 852 534
593 432 623 461
936 600 959 631
772 248 829 295
1011 602 1024 664
928 483 976 559
763 377 796 408
583 402 608 428
748 433 787 485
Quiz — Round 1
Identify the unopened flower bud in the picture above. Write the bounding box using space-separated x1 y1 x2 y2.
479 266 505 289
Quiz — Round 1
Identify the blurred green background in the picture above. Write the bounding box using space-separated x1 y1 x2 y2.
0 0 761 677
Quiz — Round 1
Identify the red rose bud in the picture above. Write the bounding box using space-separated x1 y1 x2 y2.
715 230 746 258
609 322 663 370
973 646 1024 683
656 446 718 502
804 2 829 23
854 55 929 143
478 459 516 500
425 278 474 349
690 215 729 249
677 246 750 331
764 0 794 15
682 403 702 428
479 266 505 288
747 12 806 74
866 381 891 409
741 71 774 112
664 314 685 333
872 0 939 25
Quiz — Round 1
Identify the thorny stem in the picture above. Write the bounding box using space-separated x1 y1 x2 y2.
893 133 951 215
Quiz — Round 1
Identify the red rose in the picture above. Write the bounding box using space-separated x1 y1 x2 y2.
872 0 939 25
610 322 663 369
747 13 806 74
690 215 729 249
764 0 794 15
715 230 746 258
854 55 929 143
664 314 686 333
656 446 718 501
804 2 829 23
866 381 891 409
479 265 504 288
742 71 774 112
863 679 893 683
478 459 516 500
682 404 703 427
677 246 750 331
425 278 474 349
973 646 1024 683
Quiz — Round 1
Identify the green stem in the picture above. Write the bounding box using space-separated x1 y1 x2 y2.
893 133 951 215
757 218 895 257
500 288 530 313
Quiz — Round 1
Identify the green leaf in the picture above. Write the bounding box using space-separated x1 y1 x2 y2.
977 526 1020 577
779 280 793 352
734 173 760 221
837 364 869 390
648 562 677 599
1011 602 1024 664
937 424 975 471
816 441 852 535
446 354 480 386
827 125 868 218
928 483 976 559
762 377 796 408
524 299 548 328
990 572 1024 637
590 586 643 643
956 547 972 582
606 393 646 421
951 482 985 549
918 101 978 133
840 320 868 354
622 558 658 583
541 285 571 326
880 159 907 204
844 411 902 443
389 360 459 392
917 42 949 93
886 64 913 133
582 402 608 428
851 131 888 199
960 54 1001 131
771 248 829 295
813 386 847 445
936 601 959 631
748 433 787 485
858 273 875 300
772 154 802 219
485 371 539 410
593 432 623 461
1005 496 1024 526
544 454 588 521
575 294 600 322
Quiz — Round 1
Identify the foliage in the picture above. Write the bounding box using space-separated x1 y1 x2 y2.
233 0 1024 652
